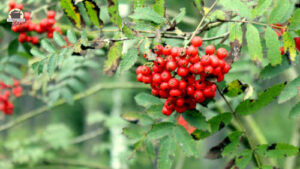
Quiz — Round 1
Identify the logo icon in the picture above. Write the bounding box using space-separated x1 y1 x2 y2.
7 8 25 23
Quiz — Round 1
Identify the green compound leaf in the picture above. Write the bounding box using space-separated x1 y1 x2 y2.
278 76 300 103
133 0 145 9
173 125 198 157
251 0 272 19
135 92 162 108
229 23 243 43
283 31 297 62
208 113 233 133
223 80 248 98
246 24 263 62
108 0 122 28
130 7 166 24
268 0 290 24
148 122 174 140
289 103 300 119
153 0 165 17
235 149 253 169
265 27 282 66
289 9 300 31
119 48 138 73
83 0 103 28
171 8 186 24
220 0 251 19
182 110 209 130
48 54 57 77
8 39 19 56
157 137 176 169
53 32 67 47
60 0 84 29
67 29 77 44
104 41 123 76
260 56 293 79
256 143 299 158
41 39 56 53
236 83 286 115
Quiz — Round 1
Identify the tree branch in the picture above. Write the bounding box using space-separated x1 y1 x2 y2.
41 159 111 169
0 82 149 132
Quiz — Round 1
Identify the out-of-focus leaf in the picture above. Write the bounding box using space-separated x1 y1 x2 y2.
220 0 251 19
41 39 56 53
235 149 253 169
30 48 45 58
119 48 138 73
148 122 174 140
265 27 282 66
171 8 186 24
182 110 209 130
278 76 300 103
289 103 300 119
158 137 176 169
173 125 198 157
223 80 248 97
61 88 74 105
256 143 299 158
67 29 77 43
48 54 57 77
104 41 123 76
289 9 300 30
108 0 122 28
229 24 243 42
5 64 22 79
8 39 19 56
135 93 162 108
208 113 232 133
153 0 165 16
246 24 263 62
268 0 290 24
54 32 67 47
133 0 144 9
193 0 202 11
283 31 297 62
84 0 103 28
130 7 166 24
236 83 285 115
251 0 272 19
60 0 84 29
260 56 294 79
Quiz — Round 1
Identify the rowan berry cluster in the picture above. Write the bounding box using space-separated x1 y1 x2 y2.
9 1 62 44
136 36 231 116
0 80 22 115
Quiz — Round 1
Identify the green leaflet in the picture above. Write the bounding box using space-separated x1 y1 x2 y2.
147 122 174 140
289 9 300 31
182 110 209 130
60 0 84 29
278 76 300 103
157 137 176 169
229 23 243 43
289 103 300 119
130 7 166 24
236 83 285 115
246 24 263 62
265 27 282 66
119 48 138 73
133 0 144 9
223 80 248 97
173 125 198 157
108 0 122 28
234 149 252 169
268 0 290 24
83 0 103 28
251 0 272 19
283 31 297 62
135 93 162 108
193 0 202 11
256 143 299 158
220 0 251 19
103 41 123 76
153 0 165 16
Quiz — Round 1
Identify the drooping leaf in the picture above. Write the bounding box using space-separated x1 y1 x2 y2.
157 137 176 169
173 125 198 157
246 24 263 62
260 56 293 79
148 122 174 140
229 24 243 43
256 143 299 158
283 31 297 62
193 0 203 11
53 32 67 47
265 27 282 66
135 93 162 108
251 0 272 19
289 103 300 119
289 9 300 30
268 0 290 24
153 0 165 16
278 76 300 103
220 0 251 19
41 39 56 53
236 83 286 115
171 8 186 24
60 0 84 29
67 29 77 44
104 41 123 76
182 110 209 130
108 0 122 28
8 39 19 56
130 7 166 24
223 80 248 97
208 113 233 133
83 0 103 28
206 131 242 159
119 48 138 73
235 149 253 169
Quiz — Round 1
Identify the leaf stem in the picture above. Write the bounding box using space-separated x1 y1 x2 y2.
0 82 149 132
217 87 263 168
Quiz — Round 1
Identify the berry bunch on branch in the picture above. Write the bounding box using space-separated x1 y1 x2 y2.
136 36 231 116
0 80 22 115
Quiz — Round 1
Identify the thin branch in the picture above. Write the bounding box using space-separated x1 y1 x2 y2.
185 0 219 47
217 87 263 168
71 129 104 145
42 159 110 169
0 82 149 132
217 19 286 29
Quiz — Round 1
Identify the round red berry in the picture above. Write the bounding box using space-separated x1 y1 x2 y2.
191 36 203 47
216 48 228 59
205 45 215 55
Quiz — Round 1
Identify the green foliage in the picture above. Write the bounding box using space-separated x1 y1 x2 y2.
104 41 123 75
236 83 285 115
283 31 297 62
289 9 300 30
171 8 186 24
260 56 293 79
220 0 251 19
256 143 299 158
173 125 198 157
158 137 176 169
229 24 243 42
53 32 67 47
223 80 248 97
268 0 290 24
83 0 103 28
60 0 83 29
108 0 122 28
182 110 209 130
265 27 282 66
135 93 162 108
246 24 263 62
234 149 252 169
278 76 300 103
251 0 272 19
130 7 166 24
119 48 138 73
289 103 300 119
148 122 174 140
153 0 165 17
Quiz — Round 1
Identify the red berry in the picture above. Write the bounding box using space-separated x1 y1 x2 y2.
210 55 220 67
141 66 151 75
156 56 165 67
175 106 186 113
216 48 228 59
189 55 200 64
176 98 185 107
161 71 171 81
142 75 152 84
40 19 48 28
154 45 164 55
159 90 169 98
47 31 54 38
204 66 213 74
18 33 27 43
217 74 224 82
178 48 186 57
47 10 56 19
223 64 231 74
152 73 161 84
136 73 143 82
24 12 31 20
200 55 211 66
170 89 181 97
186 86 195 95
294 37 300 51
168 78 179 88
194 90 204 102
35 25 43 33
11 25 18 32
136 66 143 74
16 3 23 10
192 62 203 74
166 60 177 71
177 67 188 77
9 1 16 8
152 65 163 73
191 36 203 47
280 47 284 55
162 45 172 56
195 80 206 90
171 47 179 57
12 86 22 97
47 19 56 26
151 89 159 96
160 82 169 90
178 58 189 67
205 45 215 55
186 46 198 56
178 80 187 91
162 106 173 116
